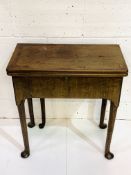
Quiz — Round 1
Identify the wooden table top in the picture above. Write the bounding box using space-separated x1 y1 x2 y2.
6 44 128 77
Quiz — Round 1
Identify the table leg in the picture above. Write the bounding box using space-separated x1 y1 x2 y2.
39 98 46 129
105 101 118 160
27 98 35 128
99 99 107 129
17 101 30 158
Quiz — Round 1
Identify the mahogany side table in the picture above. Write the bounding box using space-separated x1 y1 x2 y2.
6 44 128 159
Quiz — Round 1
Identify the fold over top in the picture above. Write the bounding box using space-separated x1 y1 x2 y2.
6 44 128 77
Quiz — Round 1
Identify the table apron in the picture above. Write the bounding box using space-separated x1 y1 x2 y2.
12 77 123 107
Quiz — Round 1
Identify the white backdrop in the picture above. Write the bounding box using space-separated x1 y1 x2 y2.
0 0 131 119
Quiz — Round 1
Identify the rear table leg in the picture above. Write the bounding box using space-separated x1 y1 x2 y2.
27 98 35 128
99 99 107 129
39 98 46 129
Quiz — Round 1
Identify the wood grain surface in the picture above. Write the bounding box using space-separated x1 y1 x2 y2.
6 44 128 77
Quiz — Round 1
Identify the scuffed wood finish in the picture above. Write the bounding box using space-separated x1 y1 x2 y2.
6 44 128 159
7 44 128 77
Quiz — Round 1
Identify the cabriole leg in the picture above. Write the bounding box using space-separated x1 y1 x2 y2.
17 101 30 158
105 101 118 160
